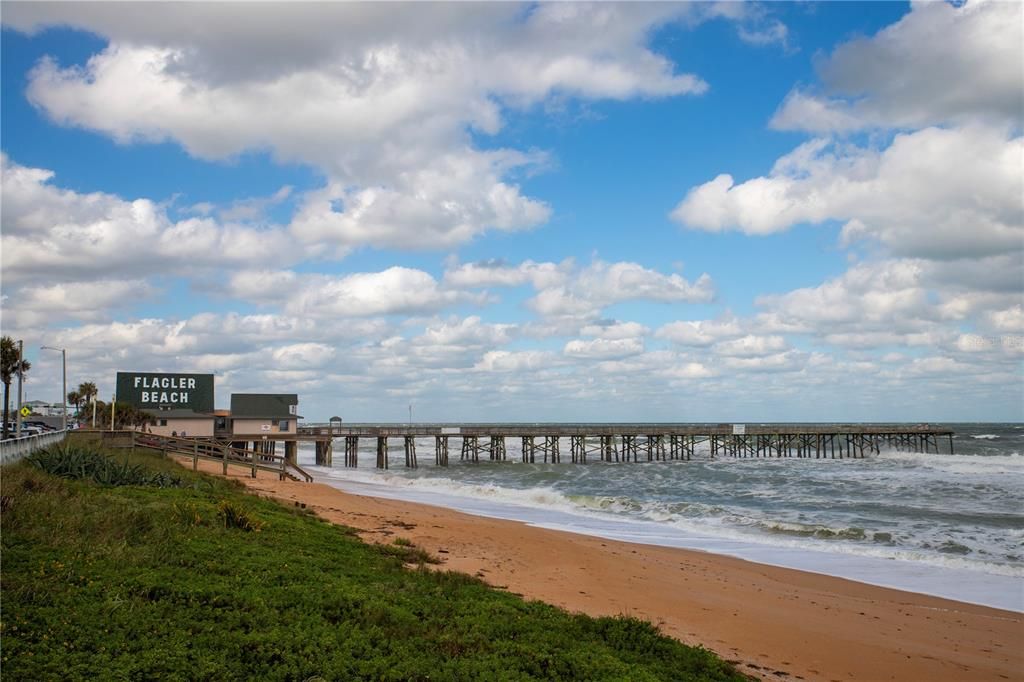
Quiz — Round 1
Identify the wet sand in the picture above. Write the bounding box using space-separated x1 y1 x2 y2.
180 458 1023 681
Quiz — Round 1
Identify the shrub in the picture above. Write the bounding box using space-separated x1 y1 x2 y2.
379 537 439 565
171 501 206 528
217 500 264 532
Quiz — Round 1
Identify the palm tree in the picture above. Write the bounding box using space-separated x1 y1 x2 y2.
77 381 98 410
76 382 97 422
131 407 154 431
67 391 81 418
92 401 152 430
1 336 31 440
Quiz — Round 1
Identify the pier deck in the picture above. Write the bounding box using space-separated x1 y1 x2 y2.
296 423 956 469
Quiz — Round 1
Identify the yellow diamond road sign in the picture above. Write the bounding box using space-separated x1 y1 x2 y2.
19 406 31 418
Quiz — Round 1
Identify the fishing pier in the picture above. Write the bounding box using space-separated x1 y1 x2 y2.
297 423 956 469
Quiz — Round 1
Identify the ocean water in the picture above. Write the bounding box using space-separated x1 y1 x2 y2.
297 423 1024 612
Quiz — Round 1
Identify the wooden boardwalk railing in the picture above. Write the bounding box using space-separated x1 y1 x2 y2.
132 432 314 482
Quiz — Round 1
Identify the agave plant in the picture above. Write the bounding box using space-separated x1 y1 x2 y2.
27 444 183 488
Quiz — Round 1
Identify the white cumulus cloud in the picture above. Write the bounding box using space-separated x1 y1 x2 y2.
671 126 1023 260
564 337 644 360
770 0 1023 133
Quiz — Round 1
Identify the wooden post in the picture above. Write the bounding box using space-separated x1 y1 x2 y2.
193 441 199 471
404 435 417 468
344 436 359 467
460 436 479 463
623 435 635 463
546 436 559 463
489 435 506 462
651 435 664 461
435 435 449 466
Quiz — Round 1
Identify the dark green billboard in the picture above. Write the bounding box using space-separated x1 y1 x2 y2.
116 372 215 413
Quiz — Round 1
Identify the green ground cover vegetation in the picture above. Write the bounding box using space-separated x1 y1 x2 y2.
1 440 743 681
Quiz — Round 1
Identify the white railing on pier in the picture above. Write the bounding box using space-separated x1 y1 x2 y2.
0 430 68 465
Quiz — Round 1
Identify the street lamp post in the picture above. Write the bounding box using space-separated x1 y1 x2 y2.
16 340 24 439
41 346 67 432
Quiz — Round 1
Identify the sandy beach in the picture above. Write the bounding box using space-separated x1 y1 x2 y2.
180 458 1022 681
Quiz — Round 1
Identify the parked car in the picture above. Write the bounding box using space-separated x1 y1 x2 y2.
3 423 39 437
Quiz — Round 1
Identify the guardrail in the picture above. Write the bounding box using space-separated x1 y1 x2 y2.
0 430 68 465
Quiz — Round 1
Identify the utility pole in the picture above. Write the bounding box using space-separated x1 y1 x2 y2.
15 340 23 438
41 346 67 432
59 348 66 431
110 394 116 431
409 403 413 425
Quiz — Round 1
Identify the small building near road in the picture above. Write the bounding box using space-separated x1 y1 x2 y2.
229 394 301 436
24 400 59 416
145 408 216 437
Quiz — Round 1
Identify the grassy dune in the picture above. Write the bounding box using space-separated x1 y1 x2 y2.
1 443 743 681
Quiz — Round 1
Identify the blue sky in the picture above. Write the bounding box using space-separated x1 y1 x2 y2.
1 2 1021 422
